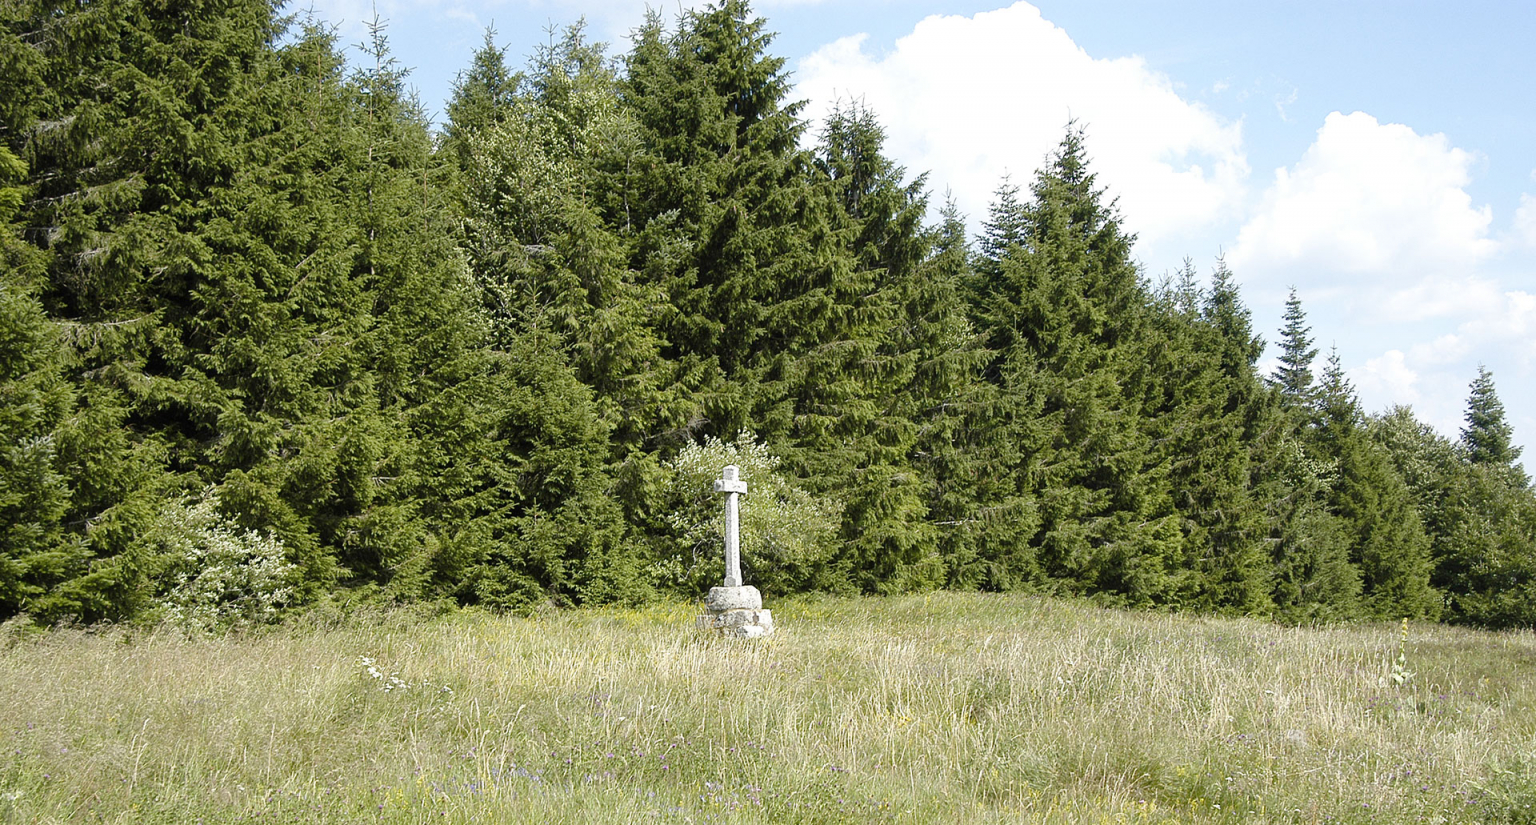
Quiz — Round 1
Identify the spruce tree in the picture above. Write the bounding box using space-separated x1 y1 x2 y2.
616 1 917 593
969 126 1178 605
0 220 75 616
911 199 1030 590
459 23 672 460
1143 260 1272 613
448 23 664 604
441 28 520 173
344 19 646 607
1270 288 1318 410
1380 389 1536 629
1315 351 1439 619
4 0 299 619
812 99 944 591
976 178 1028 265
1434 461 1536 628
1460 366 1523 473
1257 304 1362 621
3 0 634 617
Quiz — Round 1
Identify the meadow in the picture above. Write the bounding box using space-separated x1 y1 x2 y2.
1 593 1534 824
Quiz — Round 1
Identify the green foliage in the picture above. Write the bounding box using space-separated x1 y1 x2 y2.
1143 260 1273 614
970 126 1193 608
1269 288 1318 409
915 200 1034 592
1264 436 1361 622
458 22 670 459
1462 365 1524 474
461 334 644 610
656 433 841 596
1313 353 1439 620
2 0 1529 631
1374 406 1536 628
812 99 944 593
0 146 25 222
0 275 72 615
441 28 520 172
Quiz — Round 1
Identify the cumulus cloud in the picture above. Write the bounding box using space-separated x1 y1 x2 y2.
1461 290 1536 366
1407 333 1472 367
1225 111 1535 448
1378 276 1505 324
1515 193 1536 248
1230 112 1497 289
1346 290 1536 432
793 2 1248 244
1353 350 1419 405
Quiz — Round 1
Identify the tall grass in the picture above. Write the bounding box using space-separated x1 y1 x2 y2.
2 593 1534 823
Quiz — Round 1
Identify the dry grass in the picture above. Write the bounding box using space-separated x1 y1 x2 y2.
2 593 1534 823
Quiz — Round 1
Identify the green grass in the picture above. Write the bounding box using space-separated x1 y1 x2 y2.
2 593 1534 823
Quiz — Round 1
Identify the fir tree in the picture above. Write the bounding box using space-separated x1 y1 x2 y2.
1270 288 1318 410
1460 366 1523 473
441 28 520 172
911 199 1030 590
1379 403 1536 629
812 99 943 591
5 0 299 619
1258 310 1361 621
976 177 1027 265
1143 259 1272 613
617 1 912 592
970 126 1175 604
0 257 74 616
1315 351 1439 620
459 23 671 459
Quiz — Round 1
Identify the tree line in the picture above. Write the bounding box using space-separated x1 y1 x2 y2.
3 0 1533 629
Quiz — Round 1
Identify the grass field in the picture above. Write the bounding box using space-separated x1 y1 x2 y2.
2 593 1534 823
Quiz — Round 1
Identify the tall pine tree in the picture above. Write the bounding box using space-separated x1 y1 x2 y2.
1315 351 1438 620
971 126 1175 605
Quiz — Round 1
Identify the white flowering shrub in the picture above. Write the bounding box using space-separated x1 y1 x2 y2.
657 433 841 595
149 489 296 633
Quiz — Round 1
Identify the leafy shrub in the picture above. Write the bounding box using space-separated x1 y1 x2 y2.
147 489 297 633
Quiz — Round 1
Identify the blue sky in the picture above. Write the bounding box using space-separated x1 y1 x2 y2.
304 0 1536 456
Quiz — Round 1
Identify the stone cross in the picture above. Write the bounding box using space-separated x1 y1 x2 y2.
713 465 748 587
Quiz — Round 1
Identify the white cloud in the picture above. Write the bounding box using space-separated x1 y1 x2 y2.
1378 276 1504 324
1353 350 1419 405
793 2 1248 244
1460 290 1536 366
1228 111 1532 448
1515 193 1536 247
443 6 480 25
1230 112 1496 287
1351 291 1536 437
1407 333 1471 367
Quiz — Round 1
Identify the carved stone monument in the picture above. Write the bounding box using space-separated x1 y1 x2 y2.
698 465 774 638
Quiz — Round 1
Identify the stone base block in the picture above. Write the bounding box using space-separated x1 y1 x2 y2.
705 585 762 611
697 607 774 638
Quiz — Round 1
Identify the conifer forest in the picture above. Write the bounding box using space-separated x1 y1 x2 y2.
3 0 1534 631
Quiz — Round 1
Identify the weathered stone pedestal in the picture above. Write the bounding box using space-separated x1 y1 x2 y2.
697 584 774 638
